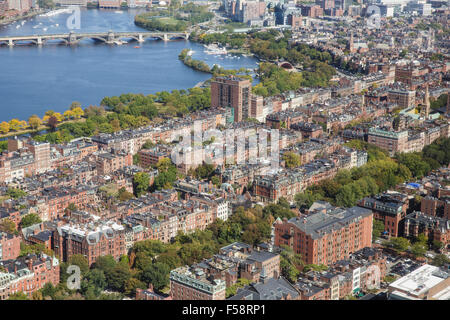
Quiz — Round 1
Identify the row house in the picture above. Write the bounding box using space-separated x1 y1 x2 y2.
37 186 97 221
95 149 133 176
403 211 450 247
358 192 409 237
0 254 60 300
253 169 304 203
421 196 450 220
0 232 21 261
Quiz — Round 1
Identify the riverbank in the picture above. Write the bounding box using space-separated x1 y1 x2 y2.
0 117 87 141
0 9 46 26
178 48 254 81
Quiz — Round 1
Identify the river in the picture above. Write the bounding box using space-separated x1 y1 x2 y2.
0 8 258 122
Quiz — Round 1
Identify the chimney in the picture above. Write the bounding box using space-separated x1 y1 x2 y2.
27 258 33 271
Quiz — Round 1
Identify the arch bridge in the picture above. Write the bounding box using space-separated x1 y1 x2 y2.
0 31 190 46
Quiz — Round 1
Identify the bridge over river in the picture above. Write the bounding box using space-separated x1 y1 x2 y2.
0 31 190 46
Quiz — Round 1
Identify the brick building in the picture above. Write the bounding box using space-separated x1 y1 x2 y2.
367 128 408 156
0 232 21 261
274 202 373 265
53 220 126 266
358 192 409 237
0 254 60 300
403 211 450 247
211 76 252 123
95 149 133 176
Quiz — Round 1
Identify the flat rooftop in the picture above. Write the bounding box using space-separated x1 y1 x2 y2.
389 264 449 299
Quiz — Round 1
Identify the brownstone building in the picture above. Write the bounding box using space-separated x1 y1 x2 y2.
53 221 126 266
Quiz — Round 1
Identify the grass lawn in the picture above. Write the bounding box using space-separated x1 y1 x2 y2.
99 183 119 197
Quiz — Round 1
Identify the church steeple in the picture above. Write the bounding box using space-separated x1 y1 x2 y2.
348 32 354 53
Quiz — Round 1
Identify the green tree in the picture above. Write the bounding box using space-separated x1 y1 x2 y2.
411 243 427 258
385 237 410 253
431 254 450 267
372 219 385 239
68 254 89 276
124 278 146 296
93 255 117 274
279 245 303 283
85 269 107 291
107 264 131 292
226 278 251 298
282 152 301 168
6 188 27 199
133 172 150 197
140 262 171 291
20 213 42 228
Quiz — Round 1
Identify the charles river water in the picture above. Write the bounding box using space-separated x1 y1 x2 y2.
0 8 258 121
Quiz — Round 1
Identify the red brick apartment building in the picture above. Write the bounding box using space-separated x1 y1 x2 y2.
211 76 251 122
367 128 408 156
274 203 373 265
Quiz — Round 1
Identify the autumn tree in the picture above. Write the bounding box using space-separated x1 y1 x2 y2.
47 116 59 130
9 119 21 131
63 110 74 120
28 115 42 130
71 107 84 119
0 218 16 234
0 121 10 134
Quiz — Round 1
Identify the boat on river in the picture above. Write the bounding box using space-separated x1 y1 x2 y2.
204 44 227 55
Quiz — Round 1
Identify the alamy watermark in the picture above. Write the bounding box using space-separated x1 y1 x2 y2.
66 6 81 31
66 265 81 290
366 5 381 29
170 120 280 169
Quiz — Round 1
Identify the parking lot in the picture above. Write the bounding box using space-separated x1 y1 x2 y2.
386 256 422 277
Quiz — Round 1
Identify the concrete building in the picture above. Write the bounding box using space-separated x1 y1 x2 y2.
388 264 450 300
